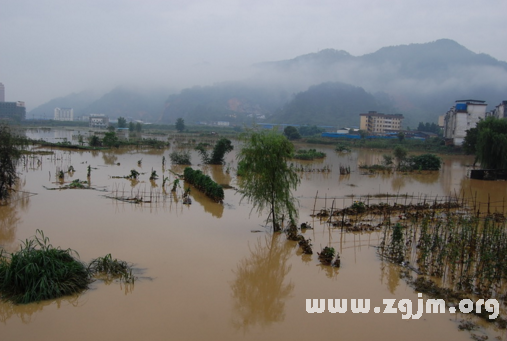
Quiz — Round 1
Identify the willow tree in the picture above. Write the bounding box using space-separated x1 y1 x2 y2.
237 130 300 232
475 116 507 169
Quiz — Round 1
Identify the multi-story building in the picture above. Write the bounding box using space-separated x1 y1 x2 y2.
54 107 74 121
443 99 487 146
0 101 26 122
359 111 404 133
0 83 5 102
89 114 109 128
491 101 507 119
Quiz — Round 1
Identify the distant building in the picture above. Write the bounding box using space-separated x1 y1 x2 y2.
491 101 507 119
0 101 26 121
54 107 74 121
359 111 404 133
438 115 445 128
443 99 487 146
89 114 109 128
0 83 4 102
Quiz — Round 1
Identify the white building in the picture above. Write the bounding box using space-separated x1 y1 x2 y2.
491 101 507 119
54 107 74 121
443 99 487 146
89 114 109 128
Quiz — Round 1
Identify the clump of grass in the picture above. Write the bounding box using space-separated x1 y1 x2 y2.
88 254 135 284
0 230 90 304
318 246 335 265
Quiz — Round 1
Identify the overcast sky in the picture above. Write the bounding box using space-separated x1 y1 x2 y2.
1 0 506 110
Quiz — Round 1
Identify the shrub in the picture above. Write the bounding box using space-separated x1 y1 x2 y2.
169 151 191 165
183 167 224 202
0 230 90 304
409 154 441 171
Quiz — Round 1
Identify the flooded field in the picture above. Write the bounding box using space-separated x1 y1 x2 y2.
1 135 507 341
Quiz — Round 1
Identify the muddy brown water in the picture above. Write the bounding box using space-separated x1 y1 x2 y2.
1 139 507 341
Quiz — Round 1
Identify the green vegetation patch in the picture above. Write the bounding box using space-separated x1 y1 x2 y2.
183 167 224 203
293 149 326 160
0 230 90 304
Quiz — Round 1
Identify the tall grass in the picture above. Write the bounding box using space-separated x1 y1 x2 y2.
0 230 90 304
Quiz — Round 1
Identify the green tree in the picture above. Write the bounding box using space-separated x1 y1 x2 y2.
463 127 479 155
175 118 185 132
88 135 101 147
0 125 22 200
117 117 127 128
102 131 119 148
128 121 135 132
196 138 234 165
236 130 300 232
283 126 301 140
397 131 405 142
135 122 142 133
475 117 507 169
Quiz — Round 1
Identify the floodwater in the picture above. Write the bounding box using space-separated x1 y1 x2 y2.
1 135 507 341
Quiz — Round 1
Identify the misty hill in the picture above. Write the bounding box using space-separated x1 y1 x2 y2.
269 82 395 127
83 87 168 122
29 87 169 122
28 91 98 119
32 39 507 127
255 39 507 122
161 82 290 124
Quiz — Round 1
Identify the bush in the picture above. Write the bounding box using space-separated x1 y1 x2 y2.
0 230 90 304
169 151 191 165
183 167 224 202
409 154 441 171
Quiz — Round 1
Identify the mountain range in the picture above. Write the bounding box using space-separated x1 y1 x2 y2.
29 39 507 128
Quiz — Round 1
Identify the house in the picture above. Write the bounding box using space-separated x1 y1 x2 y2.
443 99 487 146
359 111 404 133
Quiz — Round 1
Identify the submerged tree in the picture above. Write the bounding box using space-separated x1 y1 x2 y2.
196 138 233 165
236 129 300 232
0 125 23 200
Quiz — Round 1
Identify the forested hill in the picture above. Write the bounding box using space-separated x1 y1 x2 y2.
161 82 290 124
269 82 395 127
30 39 507 126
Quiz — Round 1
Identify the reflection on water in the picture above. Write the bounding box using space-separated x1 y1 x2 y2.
380 261 401 294
0 182 31 249
2 134 507 341
0 294 85 324
231 234 294 332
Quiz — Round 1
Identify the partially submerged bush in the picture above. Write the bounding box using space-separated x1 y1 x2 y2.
183 167 224 203
88 254 135 284
0 230 90 304
0 231 136 304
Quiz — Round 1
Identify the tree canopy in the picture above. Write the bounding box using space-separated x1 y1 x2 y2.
474 117 507 169
283 126 301 140
0 125 23 200
175 118 185 132
236 129 300 232
196 138 233 165
117 117 127 128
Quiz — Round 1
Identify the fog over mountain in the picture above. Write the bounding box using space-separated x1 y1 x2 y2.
29 39 507 128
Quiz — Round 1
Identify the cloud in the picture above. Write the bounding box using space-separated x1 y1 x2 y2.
1 0 506 109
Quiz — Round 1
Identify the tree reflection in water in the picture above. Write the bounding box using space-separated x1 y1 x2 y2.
231 234 294 332
0 294 85 324
0 183 30 248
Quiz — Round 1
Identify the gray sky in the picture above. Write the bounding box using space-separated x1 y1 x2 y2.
1 0 506 110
